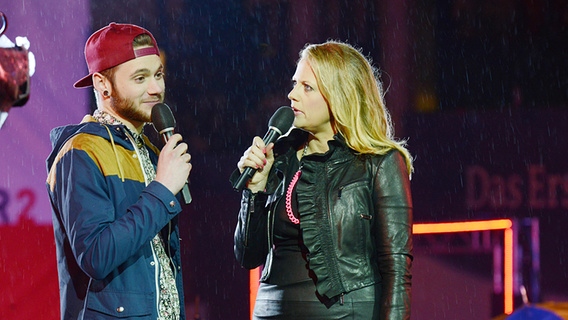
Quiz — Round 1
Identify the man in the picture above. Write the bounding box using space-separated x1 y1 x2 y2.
46 23 191 319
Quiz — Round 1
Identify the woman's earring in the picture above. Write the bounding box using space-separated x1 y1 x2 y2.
103 90 110 97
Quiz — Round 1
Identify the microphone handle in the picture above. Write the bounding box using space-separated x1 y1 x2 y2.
162 131 173 144
233 129 279 192
161 132 192 204
181 183 192 204
233 167 256 192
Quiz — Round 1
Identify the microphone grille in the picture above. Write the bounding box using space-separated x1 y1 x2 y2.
268 106 295 134
151 103 176 133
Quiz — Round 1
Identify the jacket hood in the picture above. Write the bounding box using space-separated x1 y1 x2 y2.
46 115 131 172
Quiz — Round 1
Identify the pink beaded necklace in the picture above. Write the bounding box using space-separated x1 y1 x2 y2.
285 144 308 225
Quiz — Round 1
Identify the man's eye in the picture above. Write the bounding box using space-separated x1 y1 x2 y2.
156 72 165 79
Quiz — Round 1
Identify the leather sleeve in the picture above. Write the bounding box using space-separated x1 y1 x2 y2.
233 187 271 269
372 150 413 320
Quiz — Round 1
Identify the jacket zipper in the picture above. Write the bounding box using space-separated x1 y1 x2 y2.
244 193 255 247
167 221 177 278
150 239 160 312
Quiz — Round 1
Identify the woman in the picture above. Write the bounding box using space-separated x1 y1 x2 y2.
232 40 413 319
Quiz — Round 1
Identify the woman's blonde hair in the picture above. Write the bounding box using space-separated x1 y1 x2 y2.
299 40 413 173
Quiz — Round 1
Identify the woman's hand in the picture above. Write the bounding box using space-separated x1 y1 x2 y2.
237 136 274 193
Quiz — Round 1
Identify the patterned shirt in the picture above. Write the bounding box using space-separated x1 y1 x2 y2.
93 110 181 319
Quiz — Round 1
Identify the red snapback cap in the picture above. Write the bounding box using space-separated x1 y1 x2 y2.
74 22 160 88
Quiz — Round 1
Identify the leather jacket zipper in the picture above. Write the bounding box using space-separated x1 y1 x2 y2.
244 193 256 247
338 186 344 199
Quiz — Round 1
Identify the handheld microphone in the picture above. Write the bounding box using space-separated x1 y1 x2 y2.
151 103 192 204
233 106 295 191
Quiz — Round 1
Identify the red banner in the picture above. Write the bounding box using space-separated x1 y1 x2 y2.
0 220 59 319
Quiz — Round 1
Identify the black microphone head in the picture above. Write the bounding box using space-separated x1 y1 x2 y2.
268 106 295 136
151 103 176 134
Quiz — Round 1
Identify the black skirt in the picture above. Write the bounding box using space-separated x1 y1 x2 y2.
253 281 381 320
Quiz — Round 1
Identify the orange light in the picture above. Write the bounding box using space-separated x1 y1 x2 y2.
249 267 260 319
503 227 514 314
413 219 512 234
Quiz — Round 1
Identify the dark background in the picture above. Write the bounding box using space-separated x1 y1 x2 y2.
85 0 568 318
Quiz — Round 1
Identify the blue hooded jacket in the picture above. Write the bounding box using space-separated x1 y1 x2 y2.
46 115 185 319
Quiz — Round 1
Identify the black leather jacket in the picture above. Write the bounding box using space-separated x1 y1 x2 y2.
233 129 413 319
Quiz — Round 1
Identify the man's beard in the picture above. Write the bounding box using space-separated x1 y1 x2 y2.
109 91 157 124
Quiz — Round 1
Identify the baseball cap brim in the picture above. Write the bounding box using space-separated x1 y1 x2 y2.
74 74 93 88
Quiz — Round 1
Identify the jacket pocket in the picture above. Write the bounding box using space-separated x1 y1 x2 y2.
86 290 153 318
332 180 373 253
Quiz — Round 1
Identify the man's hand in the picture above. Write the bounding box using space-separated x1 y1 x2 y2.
154 133 192 195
